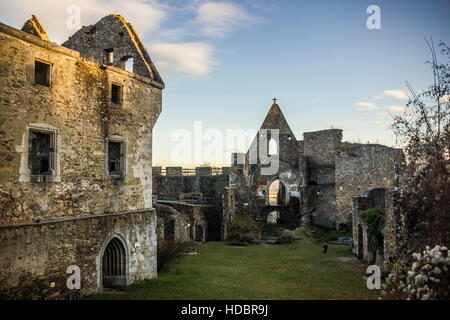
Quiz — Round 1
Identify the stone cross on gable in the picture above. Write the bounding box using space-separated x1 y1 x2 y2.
272 97 277 104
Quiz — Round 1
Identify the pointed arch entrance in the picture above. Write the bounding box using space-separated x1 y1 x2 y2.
267 179 288 206
102 237 127 288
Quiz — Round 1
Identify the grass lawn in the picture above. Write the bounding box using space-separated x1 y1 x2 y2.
91 228 379 300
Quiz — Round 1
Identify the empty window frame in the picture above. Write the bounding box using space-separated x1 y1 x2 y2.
105 48 114 64
111 84 122 104
119 56 134 72
124 57 133 72
28 130 55 175
268 138 278 155
34 60 51 86
107 140 125 177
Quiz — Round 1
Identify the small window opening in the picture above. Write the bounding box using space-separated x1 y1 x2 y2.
111 84 122 104
105 48 114 64
34 61 51 86
125 58 133 72
108 141 124 177
29 130 55 175
268 138 278 155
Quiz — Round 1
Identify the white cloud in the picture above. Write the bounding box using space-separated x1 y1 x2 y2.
383 89 408 100
195 1 259 37
0 0 223 77
0 0 167 44
148 42 216 76
385 105 406 113
356 102 379 111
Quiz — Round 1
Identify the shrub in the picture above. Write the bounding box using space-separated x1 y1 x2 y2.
157 239 190 273
390 41 450 264
361 207 385 260
383 245 450 300
228 214 261 242
276 229 296 244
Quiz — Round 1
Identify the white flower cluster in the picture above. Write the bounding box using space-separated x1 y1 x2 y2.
383 245 449 300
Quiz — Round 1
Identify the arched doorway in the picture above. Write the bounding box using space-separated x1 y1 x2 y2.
102 237 127 288
268 179 286 206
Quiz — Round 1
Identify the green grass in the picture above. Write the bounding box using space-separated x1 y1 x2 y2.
90 229 378 300
301 225 352 243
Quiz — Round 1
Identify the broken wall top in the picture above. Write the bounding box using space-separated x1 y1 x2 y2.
21 15 50 41
62 14 164 87
260 102 297 139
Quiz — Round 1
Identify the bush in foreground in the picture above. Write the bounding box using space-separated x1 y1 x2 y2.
383 245 450 300
157 239 190 273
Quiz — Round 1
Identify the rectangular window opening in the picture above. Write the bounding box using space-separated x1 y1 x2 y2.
111 84 122 104
108 141 124 177
125 58 133 72
105 48 114 64
28 130 55 176
34 61 51 86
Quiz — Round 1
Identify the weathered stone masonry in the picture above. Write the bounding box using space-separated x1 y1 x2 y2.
0 15 163 298
153 167 230 242
228 101 403 232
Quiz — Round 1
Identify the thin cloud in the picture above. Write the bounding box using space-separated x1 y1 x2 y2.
383 89 408 100
195 1 260 37
148 42 216 76
385 105 406 113
356 102 379 111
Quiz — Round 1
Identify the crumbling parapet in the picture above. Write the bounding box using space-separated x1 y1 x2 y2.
21 15 50 41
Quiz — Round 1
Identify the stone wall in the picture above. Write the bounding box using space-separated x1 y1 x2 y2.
336 144 403 228
157 201 207 242
221 187 236 240
154 174 229 204
62 15 164 86
0 22 162 225
302 129 342 229
0 15 162 299
0 210 157 299
384 189 402 268
156 203 190 243
352 188 386 264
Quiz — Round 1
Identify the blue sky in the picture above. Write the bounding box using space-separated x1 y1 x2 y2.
1 0 449 166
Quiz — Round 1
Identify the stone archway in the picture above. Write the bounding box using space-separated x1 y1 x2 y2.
102 237 127 288
267 179 288 206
